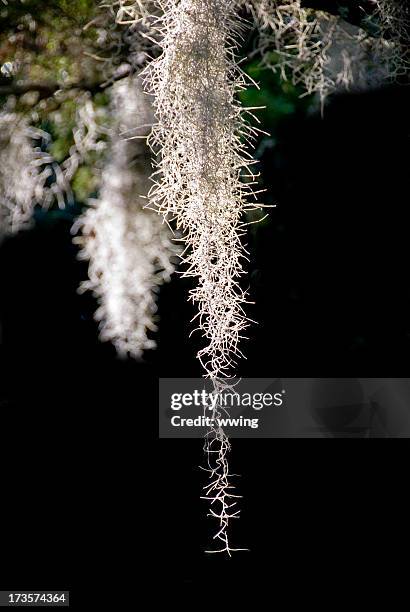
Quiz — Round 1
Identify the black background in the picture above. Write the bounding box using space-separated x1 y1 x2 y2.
0 82 409 603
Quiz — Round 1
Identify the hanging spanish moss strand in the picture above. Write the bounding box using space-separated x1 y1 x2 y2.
144 0 261 379
74 75 176 359
246 0 332 103
371 0 410 79
0 112 66 240
246 0 409 107
142 0 263 554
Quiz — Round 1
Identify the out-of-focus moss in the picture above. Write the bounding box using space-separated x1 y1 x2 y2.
44 100 77 161
56 0 96 22
49 100 77 139
72 166 97 203
49 138 71 163
0 0 103 92
94 92 110 108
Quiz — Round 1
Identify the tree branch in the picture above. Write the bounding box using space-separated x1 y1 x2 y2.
0 67 132 101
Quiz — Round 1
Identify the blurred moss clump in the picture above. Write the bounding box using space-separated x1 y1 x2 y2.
72 166 98 203
0 0 115 212
46 100 77 162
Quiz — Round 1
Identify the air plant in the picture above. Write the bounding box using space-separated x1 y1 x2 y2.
139 0 264 554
